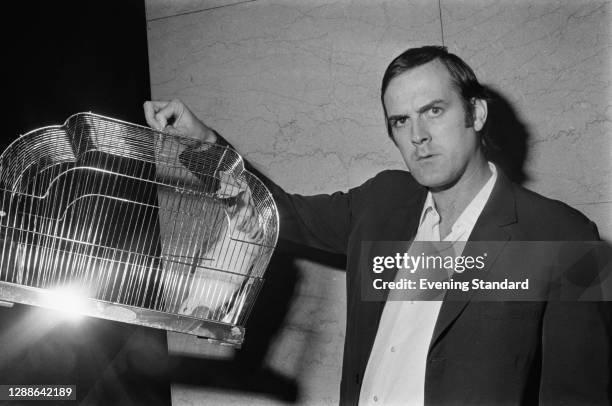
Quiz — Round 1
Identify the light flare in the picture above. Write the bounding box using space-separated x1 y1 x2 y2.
41 286 90 320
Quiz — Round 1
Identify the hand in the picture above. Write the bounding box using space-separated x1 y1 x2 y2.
143 99 218 143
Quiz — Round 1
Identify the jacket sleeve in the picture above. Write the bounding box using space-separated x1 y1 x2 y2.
539 221 612 405
264 181 353 255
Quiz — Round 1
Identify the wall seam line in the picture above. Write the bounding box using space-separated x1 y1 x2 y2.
147 0 259 22
438 0 445 46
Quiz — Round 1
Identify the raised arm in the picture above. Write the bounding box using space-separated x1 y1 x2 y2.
144 99 354 255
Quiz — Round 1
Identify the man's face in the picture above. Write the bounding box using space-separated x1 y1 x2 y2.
383 60 486 190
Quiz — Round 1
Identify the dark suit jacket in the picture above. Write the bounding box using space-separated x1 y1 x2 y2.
260 167 611 405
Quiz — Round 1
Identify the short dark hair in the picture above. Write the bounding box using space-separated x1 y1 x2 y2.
381 46 490 149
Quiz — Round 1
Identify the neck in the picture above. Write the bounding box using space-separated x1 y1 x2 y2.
431 156 492 225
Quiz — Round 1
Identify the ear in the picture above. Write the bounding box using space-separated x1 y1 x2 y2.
472 98 488 132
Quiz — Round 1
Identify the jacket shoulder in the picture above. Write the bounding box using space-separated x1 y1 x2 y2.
352 169 423 198
364 169 421 190
348 169 425 213
512 184 599 240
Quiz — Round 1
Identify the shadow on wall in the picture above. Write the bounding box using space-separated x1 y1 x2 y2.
483 85 532 185
164 243 345 403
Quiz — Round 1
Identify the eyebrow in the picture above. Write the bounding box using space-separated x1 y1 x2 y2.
387 113 409 122
417 99 446 114
387 99 447 122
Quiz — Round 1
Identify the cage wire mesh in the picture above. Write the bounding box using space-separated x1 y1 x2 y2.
0 113 278 346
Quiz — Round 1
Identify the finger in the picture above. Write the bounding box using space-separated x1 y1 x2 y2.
143 101 159 129
155 100 184 131
143 100 169 130
148 100 172 112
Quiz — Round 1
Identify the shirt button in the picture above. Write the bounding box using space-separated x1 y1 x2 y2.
390 346 396 352
373 395 378 402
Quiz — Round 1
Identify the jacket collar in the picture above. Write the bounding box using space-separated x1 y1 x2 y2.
469 168 518 237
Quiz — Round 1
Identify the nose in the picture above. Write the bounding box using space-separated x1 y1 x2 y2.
411 118 430 146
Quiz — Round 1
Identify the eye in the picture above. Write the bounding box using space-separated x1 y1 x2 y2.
391 117 409 129
427 106 443 118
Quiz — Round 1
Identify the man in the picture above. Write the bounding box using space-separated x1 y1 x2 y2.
145 46 610 405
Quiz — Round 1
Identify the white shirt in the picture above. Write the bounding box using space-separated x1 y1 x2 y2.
359 163 498 406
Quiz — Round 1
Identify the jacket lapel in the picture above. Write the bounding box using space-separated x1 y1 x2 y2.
428 170 518 352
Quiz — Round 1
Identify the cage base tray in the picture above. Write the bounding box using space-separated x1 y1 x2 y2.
0 281 245 347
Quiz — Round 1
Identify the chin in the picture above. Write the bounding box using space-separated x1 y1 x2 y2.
409 168 443 187
412 175 441 188
411 171 456 190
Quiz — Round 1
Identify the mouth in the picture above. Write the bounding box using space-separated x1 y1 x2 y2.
416 153 438 161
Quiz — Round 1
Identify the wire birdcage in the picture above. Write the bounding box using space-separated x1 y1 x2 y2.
0 113 278 346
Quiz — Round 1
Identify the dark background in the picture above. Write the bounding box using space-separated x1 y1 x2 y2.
6 1 152 141
2 1 171 404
